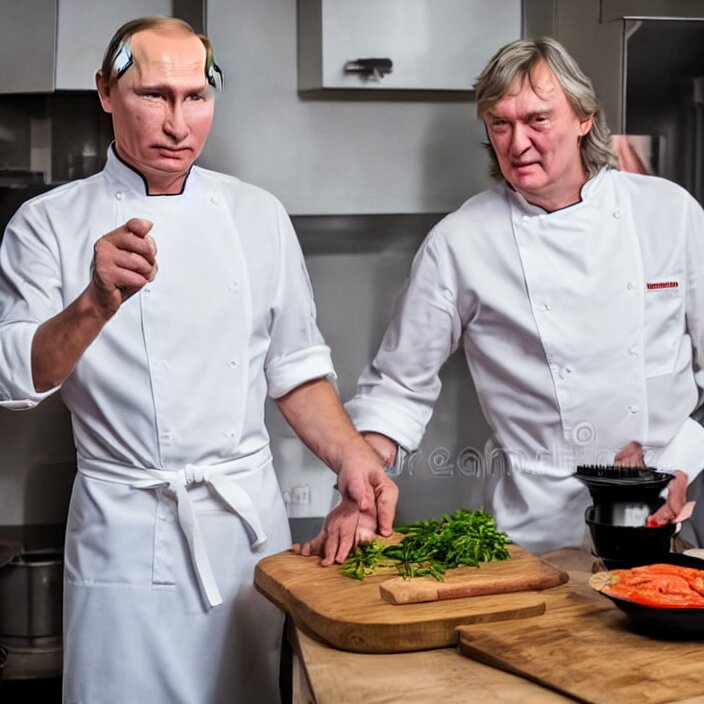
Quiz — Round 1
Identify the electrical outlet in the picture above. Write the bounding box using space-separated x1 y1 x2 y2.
290 484 311 505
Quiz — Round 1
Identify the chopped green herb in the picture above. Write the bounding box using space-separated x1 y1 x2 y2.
341 508 511 581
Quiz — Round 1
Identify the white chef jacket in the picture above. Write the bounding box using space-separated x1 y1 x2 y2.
346 168 704 553
0 147 335 704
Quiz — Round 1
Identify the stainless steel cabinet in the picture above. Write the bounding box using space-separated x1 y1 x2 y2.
0 0 196 93
298 0 522 91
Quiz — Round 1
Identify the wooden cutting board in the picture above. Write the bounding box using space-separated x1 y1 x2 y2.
380 547 567 604
254 544 567 653
457 582 704 704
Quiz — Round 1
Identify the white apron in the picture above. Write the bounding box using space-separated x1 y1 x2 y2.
64 448 290 704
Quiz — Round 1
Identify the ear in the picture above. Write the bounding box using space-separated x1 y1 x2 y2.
579 115 593 138
95 70 113 114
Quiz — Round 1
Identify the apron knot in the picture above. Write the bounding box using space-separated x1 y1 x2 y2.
77 448 271 609
184 464 207 485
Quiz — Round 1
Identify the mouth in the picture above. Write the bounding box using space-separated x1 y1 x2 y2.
153 145 191 156
512 160 539 170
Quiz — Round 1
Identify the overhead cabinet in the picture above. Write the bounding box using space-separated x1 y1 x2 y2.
0 0 201 93
298 0 523 91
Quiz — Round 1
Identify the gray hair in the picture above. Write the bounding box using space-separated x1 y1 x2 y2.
474 37 617 180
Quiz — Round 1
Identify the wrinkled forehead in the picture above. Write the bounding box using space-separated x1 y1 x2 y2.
129 27 207 82
507 61 564 105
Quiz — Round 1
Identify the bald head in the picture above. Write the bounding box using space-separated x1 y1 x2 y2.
97 16 219 93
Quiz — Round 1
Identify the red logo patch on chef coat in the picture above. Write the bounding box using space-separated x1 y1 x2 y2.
646 280 679 291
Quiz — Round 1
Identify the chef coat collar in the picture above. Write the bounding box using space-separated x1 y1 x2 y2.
505 167 610 217
104 143 197 197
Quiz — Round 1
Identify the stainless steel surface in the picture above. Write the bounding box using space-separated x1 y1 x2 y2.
524 0 704 205
298 0 522 91
0 635 62 681
0 542 23 571
0 551 63 639
204 0 494 214
601 0 704 22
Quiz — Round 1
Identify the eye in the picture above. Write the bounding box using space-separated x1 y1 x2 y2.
489 118 509 131
138 90 163 100
532 114 549 126
187 92 207 102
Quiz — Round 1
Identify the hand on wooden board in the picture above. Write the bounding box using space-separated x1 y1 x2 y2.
292 460 399 566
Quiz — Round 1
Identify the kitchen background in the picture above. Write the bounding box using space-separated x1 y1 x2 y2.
1 0 704 544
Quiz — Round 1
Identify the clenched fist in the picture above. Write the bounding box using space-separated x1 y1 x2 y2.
90 218 158 315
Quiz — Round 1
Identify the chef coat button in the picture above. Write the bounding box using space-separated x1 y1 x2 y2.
229 360 238 368
229 282 239 293
564 365 573 374
573 421 595 445
613 209 621 219
226 430 236 438
539 303 550 312
626 281 635 291
628 345 639 357
628 404 640 414
210 194 218 204
115 191 123 201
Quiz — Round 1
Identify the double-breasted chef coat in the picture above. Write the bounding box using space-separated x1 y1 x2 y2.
347 168 704 553
0 147 335 704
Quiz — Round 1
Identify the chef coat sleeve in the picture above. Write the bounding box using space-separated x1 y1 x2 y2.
264 204 336 399
657 196 704 483
345 229 464 451
0 203 62 409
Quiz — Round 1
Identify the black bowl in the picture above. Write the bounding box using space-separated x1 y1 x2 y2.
590 554 704 638
585 506 676 568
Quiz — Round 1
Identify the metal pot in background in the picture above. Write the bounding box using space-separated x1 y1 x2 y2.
0 550 63 638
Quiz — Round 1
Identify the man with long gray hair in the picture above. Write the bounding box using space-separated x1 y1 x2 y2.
313 37 704 555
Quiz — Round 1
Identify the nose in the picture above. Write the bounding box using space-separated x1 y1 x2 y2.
163 102 189 142
510 123 531 155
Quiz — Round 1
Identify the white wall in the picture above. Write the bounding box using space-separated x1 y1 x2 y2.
201 0 499 522
299 246 494 523
202 0 492 215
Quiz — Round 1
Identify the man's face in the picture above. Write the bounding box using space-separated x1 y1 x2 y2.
484 61 593 210
98 28 215 194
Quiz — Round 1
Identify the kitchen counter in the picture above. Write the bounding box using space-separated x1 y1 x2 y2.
287 549 704 704
290 624 572 703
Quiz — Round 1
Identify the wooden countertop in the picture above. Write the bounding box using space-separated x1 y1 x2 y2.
289 549 704 704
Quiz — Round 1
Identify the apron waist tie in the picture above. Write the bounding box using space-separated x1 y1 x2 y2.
78 447 271 609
